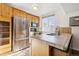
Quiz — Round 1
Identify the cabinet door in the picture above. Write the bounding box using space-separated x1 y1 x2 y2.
31 38 42 56
32 16 39 23
0 16 11 54
0 4 2 16
13 8 26 18
31 38 49 56
27 14 32 21
7 5 12 17
26 14 33 27
1 4 12 17
31 16 34 23
32 16 39 27
35 17 39 23
1 4 7 17
41 41 49 56
20 11 26 18
13 8 19 16
50 47 68 56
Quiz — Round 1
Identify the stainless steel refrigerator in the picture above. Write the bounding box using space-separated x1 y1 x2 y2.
12 16 29 52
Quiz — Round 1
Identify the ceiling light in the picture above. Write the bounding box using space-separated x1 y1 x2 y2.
33 6 38 10
32 4 39 11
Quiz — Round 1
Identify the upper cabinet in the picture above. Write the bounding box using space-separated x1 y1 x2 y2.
26 14 32 21
0 3 39 27
13 8 26 18
26 14 39 27
26 14 33 26
32 16 39 27
0 4 2 16
1 4 12 17
33 16 39 23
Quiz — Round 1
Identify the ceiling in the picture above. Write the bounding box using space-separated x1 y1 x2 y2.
61 3 79 13
8 3 79 16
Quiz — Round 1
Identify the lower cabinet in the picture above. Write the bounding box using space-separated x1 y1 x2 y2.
0 44 11 55
49 46 69 56
31 38 49 56
31 38 69 56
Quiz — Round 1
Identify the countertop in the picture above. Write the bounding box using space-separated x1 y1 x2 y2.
31 33 72 51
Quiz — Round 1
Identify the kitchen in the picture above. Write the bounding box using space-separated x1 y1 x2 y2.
0 3 79 56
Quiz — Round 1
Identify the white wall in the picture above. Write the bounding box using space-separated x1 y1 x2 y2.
67 10 79 17
71 27 79 51
67 11 79 51
55 4 69 27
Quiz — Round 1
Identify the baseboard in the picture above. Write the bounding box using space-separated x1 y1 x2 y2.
71 47 79 51
70 48 79 55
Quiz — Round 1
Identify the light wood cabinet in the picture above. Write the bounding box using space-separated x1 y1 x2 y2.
26 14 32 21
0 16 11 55
0 4 12 55
0 3 40 55
32 16 35 23
26 14 39 27
53 48 69 56
31 38 49 56
1 4 12 17
32 16 39 23
41 41 49 56
33 16 39 23
49 46 69 56
13 8 26 18
36 17 39 23
0 4 2 16
35 16 39 27
26 14 33 27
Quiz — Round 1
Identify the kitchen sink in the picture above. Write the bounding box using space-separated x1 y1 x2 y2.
46 33 56 36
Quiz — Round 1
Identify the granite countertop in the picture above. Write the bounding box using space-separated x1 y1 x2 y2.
31 33 72 51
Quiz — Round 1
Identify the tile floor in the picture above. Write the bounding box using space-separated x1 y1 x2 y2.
1 48 31 56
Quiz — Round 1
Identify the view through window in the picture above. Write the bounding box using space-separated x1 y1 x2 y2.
42 15 56 33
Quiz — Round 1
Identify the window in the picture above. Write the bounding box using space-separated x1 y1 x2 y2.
42 15 56 33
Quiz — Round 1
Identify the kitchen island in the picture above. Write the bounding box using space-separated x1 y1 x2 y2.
30 33 72 56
